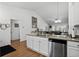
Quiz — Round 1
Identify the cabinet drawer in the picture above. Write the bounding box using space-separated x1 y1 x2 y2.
67 41 79 48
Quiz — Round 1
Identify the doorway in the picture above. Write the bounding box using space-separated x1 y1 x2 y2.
11 19 20 46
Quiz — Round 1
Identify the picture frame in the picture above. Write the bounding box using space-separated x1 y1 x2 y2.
32 16 37 28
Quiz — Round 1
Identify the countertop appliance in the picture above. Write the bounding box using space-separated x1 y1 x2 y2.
49 39 67 57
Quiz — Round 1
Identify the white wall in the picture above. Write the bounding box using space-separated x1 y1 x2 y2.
20 9 48 41
69 3 79 35
0 4 48 44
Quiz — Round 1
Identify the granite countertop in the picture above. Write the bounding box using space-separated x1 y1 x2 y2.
26 34 79 42
49 35 79 42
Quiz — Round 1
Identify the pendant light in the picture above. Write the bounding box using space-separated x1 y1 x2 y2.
54 2 61 23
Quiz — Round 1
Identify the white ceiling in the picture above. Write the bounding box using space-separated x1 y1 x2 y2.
0 2 68 25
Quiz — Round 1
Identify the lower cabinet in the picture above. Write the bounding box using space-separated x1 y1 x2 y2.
39 38 49 56
67 46 79 57
27 36 33 49
67 41 79 57
33 37 40 52
26 36 49 56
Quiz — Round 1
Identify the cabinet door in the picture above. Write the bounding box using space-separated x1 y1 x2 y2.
33 37 40 52
67 46 79 57
67 41 79 57
39 38 49 56
27 36 33 49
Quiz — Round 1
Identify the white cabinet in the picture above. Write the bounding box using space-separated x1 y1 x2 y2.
67 41 79 57
39 38 49 56
67 46 79 57
26 35 49 56
27 36 33 49
33 37 40 52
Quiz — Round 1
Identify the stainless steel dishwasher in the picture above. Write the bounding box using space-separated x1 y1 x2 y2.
49 39 67 57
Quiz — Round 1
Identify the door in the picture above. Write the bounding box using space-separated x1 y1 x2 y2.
67 41 79 57
67 46 79 57
11 19 20 41
39 38 49 56
33 37 40 52
27 36 33 49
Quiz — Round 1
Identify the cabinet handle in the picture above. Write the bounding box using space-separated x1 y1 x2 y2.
77 45 79 46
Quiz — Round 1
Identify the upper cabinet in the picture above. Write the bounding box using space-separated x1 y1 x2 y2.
69 3 79 25
69 3 79 34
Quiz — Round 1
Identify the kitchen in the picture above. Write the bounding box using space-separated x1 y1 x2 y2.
0 2 79 57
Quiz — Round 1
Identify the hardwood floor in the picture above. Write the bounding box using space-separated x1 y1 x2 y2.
3 40 45 57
